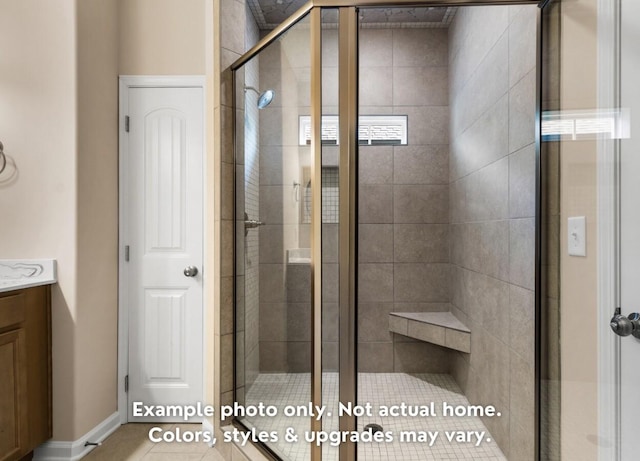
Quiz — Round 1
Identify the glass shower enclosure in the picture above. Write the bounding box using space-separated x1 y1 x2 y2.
231 2 541 461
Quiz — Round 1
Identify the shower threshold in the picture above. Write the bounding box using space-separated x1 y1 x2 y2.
241 372 507 461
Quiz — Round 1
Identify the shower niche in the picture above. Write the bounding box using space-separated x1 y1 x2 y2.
232 4 538 461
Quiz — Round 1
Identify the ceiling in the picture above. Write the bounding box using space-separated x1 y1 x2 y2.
247 2 457 30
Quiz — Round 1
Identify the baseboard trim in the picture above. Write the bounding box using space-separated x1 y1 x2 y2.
202 419 215 447
33 412 120 461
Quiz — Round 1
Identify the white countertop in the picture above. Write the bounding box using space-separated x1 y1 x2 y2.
0 259 57 293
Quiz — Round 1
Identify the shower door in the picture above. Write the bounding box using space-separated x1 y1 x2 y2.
233 9 344 461
540 0 640 459
233 13 314 461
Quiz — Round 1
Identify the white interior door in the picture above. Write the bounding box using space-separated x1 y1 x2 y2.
125 86 204 422
620 0 640 456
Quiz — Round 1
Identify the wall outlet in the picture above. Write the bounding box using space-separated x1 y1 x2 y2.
568 216 587 257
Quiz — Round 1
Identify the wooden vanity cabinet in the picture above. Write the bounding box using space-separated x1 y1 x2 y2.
0 286 52 461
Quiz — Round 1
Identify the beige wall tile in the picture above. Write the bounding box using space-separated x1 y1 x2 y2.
509 218 536 290
450 95 509 181
360 29 393 67
393 145 449 185
358 342 394 372
358 263 394 302
393 66 449 107
509 285 535 365
393 342 450 373
389 314 409 336
360 66 393 106
359 224 394 263
359 303 395 342
287 341 311 372
394 29 449 67
394 264 450 303
394 224 449 263
511 344 535 411
322 224 339 263
393 185 449 223
359 185 394 223
466 157 509 221
451 34 508 135
258 303 286 341
359 146 393 185
322 263 339 303
508 69 537 153
445 329 471 353
258 225 284 264
258 264 285 303
463 221 510 282
220 0 245 53
396 105 450 145
287 303 311 341
221 334 234 393
463 269 510 344
407 321 446 346
508 6 538 87
322 303 339 341
509 143 537 218
259 341 288 372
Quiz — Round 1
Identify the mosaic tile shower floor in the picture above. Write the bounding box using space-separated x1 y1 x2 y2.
241 372 507 461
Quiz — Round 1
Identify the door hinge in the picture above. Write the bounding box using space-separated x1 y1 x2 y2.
125 115 130 133
125 375 129 393
124 245 130 262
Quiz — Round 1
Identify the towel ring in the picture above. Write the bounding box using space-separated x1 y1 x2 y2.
0 141 6 175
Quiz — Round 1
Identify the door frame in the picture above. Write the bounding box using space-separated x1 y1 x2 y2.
596 0 621 459
117 75 207 423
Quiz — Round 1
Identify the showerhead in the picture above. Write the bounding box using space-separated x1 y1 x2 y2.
257 89 275 109
244 86 275 109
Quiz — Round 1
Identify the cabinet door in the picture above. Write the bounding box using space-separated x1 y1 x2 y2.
0 329 27 461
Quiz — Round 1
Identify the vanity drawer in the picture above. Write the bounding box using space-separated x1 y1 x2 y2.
0 293 26 330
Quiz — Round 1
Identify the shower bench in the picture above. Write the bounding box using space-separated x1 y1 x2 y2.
389 312 471 353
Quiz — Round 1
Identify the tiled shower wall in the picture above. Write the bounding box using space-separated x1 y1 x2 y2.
218 0 248 422
242 10 261 397
223 7 538 458
257 28 309 372
448 6 537 460
255 27 454 374
219 0 259 423
356 27 453 373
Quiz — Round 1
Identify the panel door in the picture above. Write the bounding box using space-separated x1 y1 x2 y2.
126 87 204 421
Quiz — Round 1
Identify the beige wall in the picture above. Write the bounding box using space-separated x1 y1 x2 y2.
76 0 120 438
558 0 599 459
1 0 210 442
0 0 79 440
118 0 206 75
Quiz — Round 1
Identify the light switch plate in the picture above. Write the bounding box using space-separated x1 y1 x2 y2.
568 216 587 257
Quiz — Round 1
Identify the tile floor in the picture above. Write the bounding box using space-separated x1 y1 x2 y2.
82 423 225 461
241 372 507 461
85 373 508 461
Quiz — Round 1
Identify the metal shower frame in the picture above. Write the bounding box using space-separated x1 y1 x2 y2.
230 1 543 460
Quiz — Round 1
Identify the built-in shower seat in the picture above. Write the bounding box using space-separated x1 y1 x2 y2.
389 312 471 353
